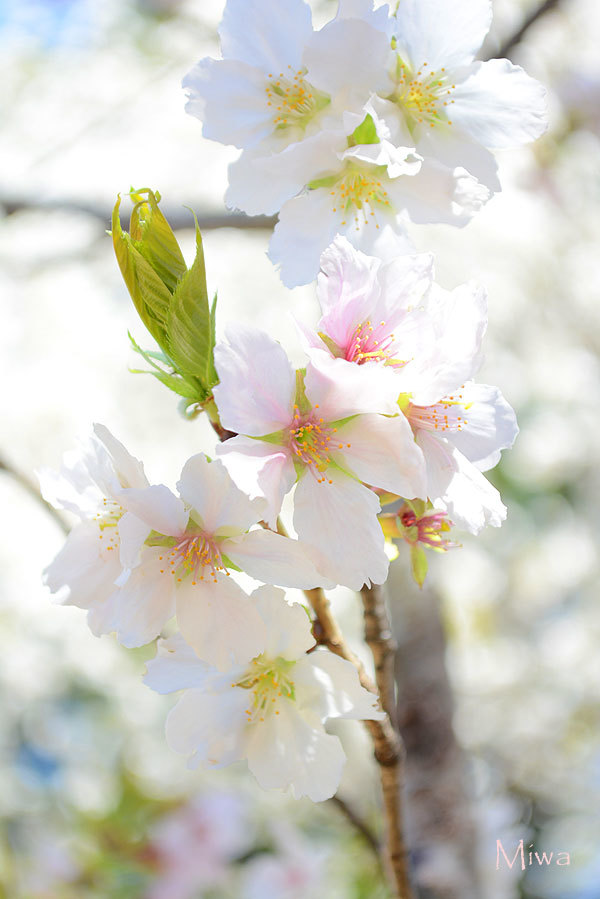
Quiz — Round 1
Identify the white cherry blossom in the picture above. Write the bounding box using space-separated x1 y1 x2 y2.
101 453 332 668
373 0 547 193
39 424 151 636
144 586 384 802
213 323 427 589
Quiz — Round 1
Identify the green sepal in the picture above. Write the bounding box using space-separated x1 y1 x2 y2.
307 174 338 190
397 392 412 413
294 369 311 415
317 332 345 358
377 491 402 507
349 113 379 147
112 195 172 348
129 188 187 294
128 332 207 401
410 544 428 589
220 554 242 573
145 533 178 549
166 214 216 388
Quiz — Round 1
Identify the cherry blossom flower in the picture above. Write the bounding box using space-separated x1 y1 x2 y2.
213 324 427 589
374 0 547 193
183 0 392 160
39 424 151 636
144 586 384 802
307 238 518 533
100 453 332 668
260 102 487 287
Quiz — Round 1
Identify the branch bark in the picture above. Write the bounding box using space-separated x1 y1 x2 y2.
306 584 415 898
486 0 562 60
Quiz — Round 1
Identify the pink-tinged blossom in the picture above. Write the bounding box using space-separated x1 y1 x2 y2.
39 424 151 636
147 791 251 899
309 239 518 533
213 323 427 590
241 822 331 899
100 453 331 669
144 586 385 802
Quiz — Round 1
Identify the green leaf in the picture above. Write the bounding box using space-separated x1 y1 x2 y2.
410 544 429 589
128 332 207 401
349 113 379 147
129 188 187 294
166 217 215 388
112 196 172 348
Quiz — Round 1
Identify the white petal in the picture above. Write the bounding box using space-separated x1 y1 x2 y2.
394 0 492 71
43 520 122 609
219 0 313 73
245 701 346 800
226 131 345 216
166 687 248 768
416 127 500 193
177 454 261 535
294 651 384 720
176 576 267 671
335 413 427 498
317 235 381 320
117 511 152 569
303 18 392 96
38 460 101 518
417 432 506 533
388 158 490 226
214 324 295 435
119 484 188 536
269 189 342 289
252 585 315 659
92 423 148 490
336 0 394 33
223 529 335 589
293 468 389 590
144 633 212 694
304 352 400 418
450 59 547 149
444 382 518 471
403 281 487 405
184 58 275 149
105 550 175 647
217 436 296 528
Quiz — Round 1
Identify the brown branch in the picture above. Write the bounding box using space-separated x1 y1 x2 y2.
360 583 414 899
0 454 69 535
1 196 276 232
329 794 381 856
486 0 562 60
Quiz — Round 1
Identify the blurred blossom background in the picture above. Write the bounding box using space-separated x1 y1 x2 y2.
1 0 599 896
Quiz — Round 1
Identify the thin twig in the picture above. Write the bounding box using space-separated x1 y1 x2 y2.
487 0 562 60
0 455 69 534
1 196 276 232
329 794 381 856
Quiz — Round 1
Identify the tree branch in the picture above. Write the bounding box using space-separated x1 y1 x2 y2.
0 454 69 534
487 0 562 60
329 794 381 856
1 195 276 232
360 583 414 899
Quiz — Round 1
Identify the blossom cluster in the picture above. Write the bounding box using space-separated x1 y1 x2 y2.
41 0 543 809
185 0 546 285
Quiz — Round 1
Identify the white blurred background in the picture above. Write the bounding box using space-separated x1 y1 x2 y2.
1 0 600 896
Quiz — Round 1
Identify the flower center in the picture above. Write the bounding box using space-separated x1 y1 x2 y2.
265 67 328 130
235 654 296 724
289 405 337 483
158 532 228 585
346 319 406 367
329 166 391 230
393 58 455 129
408 390 470 433
94 498 125 553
